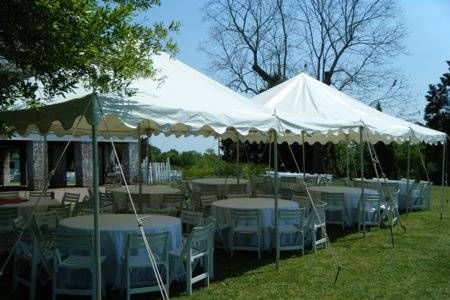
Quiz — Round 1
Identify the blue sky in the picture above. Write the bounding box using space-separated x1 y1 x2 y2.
147 0 450 153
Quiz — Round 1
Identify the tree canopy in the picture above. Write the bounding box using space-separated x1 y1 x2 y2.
424 61 450 135
202 0 407 109
0 0 178 110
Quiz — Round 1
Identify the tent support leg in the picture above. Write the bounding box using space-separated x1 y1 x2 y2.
359 126 366 236
236 137 240 184
91 96 102 300
406 139 411 215
302 131 306 182
345 134 350 180
137 129 143 212
274 132 279 268
440 140 447 221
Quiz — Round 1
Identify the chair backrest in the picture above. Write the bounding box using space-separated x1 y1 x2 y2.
99 192 114 204
54 235 93 262
127 231 169 261
321 192 344 208
72 199 91 216
227 184 247 194
280 176 298 184
104 183 121 193
0 207 18 228
181 210 204 234
181 210 204 227
291 193 311 208
182 224 213 258
0 191 20 199
81 205 113 215
62 192 81 205
311 203 326 226
33 211 58 239
199 184 218 196
48 204 72 220
230 209 260 227
280 188 293 200
360 193 380 209
161 193 184 209
200 195 217 207
29 191 52 200
279 208 305 227
305 176 318 185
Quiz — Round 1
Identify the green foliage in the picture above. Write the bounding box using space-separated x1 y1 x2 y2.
0 0 179 110
150 145 267 179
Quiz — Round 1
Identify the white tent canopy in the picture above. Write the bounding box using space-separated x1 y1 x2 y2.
252 73 446 145
0 54 360 142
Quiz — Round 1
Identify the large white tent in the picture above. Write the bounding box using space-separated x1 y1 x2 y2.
252 73 446 145
0 54 360 141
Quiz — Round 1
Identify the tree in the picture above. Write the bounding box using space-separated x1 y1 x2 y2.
202 0 407 106
424 61 450 134
0 0 179 110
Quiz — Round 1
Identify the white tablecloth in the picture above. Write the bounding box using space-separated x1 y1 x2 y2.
57 214 182 290
192 178 249 199
211 197 299 250
3 198 61 219
309 186 378 227
109 185 181 210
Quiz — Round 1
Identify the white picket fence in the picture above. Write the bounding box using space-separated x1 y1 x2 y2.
141 157 183 184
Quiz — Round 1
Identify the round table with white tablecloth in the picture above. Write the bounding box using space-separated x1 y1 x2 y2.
57 214 182 290
3 198 61 219
192 178 249 199
108 184 181 211
309 186 378 227
210 197 299 250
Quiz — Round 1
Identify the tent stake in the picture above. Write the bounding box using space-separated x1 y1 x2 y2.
91 94 102 300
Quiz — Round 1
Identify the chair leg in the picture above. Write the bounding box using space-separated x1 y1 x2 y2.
30 248 38 300
312 228 316 253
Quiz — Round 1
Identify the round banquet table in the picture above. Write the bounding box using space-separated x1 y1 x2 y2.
108 184 181 211
3 198 61 219
211 197 299 250
309 186 378 227
192 177 249 199
57 214 182 290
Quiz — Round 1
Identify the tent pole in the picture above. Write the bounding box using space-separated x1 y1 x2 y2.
302 131 306 182
137 128 143 212
217 137 220 157
406 138 411 215
346 134 350 180
236 136 240 184
440 139 447 220
91 95 102 300
359 126 366 236
273 131 280 268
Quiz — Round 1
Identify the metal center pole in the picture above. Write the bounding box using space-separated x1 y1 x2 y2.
274 132 280 268
345 134 350 180
91 95 102 300
406 138 411 215
440 139 447 220
302 131 306 182
359 126 366 236
236 136 240 184
137 127 143 212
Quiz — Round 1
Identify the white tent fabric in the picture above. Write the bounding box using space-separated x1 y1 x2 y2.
252 73 446 145
0 54 360 142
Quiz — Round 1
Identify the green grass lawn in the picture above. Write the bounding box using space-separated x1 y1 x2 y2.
175 187 450 300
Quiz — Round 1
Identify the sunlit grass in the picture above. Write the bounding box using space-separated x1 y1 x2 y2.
175 186 450 299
